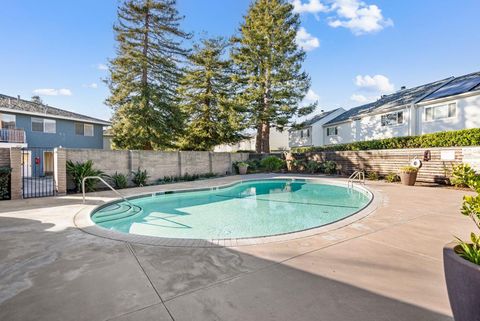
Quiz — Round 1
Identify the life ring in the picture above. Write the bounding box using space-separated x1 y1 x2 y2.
410 158 422 169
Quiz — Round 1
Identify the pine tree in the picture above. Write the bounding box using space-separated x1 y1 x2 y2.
177 38 245 151
31 95 43 104
106 0 190 150
231 0 315 153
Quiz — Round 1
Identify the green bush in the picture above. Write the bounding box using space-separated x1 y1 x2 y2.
260 156 285 172
305 160 321 174
367 171 380 180
322 161 337 175
66 160 105 193
456 176 480 265
132 168 149 187
450 164 478 188
110 172 128 189
292 128 480 152
385 172 400 183
0 167 11 200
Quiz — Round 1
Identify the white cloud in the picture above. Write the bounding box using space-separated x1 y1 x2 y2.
292 0 329 15
355 74 394 93
350 94 370 103
97 63 108 71
303 89 321 105
83 83 98 89
296 27 320 51
33 88 72 96
328 0 393 35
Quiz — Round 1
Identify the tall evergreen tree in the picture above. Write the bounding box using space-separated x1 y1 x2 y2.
106 0 190 150
231 0 315 153
177 37 245 151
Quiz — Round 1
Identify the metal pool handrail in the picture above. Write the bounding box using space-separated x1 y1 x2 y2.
347 170 365 188
82 176 136 207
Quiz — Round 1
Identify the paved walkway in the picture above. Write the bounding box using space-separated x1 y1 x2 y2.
0 175 474 321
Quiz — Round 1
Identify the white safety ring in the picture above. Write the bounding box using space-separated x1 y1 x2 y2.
411 158 422 168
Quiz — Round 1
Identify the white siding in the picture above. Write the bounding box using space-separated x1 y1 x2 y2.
289 127 312 147
417 93 480 135
324 121 356 145
357 109 409 141
269 128 290 151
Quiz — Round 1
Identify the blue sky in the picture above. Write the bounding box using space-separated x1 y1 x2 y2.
1 0 479 121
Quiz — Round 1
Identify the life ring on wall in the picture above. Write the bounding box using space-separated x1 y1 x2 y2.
410 158 423 169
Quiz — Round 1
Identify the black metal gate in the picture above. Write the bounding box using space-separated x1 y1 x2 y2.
21 147 56 198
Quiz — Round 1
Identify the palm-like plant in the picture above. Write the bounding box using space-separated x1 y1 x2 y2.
66 160 105 193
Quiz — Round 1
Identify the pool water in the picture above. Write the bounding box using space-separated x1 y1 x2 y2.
91 179 371 239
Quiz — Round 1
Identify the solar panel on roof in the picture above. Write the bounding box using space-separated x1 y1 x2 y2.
424 76 480 101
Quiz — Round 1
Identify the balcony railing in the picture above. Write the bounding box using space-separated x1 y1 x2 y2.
0 128 26 143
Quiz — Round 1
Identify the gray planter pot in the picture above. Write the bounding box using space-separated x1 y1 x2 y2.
443 242 480 321
238 165 248 175
399 171 417 186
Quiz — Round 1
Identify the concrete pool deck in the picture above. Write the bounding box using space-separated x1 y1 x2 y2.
0 174 475 321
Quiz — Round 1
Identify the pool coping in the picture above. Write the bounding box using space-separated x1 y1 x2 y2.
74 176 381 247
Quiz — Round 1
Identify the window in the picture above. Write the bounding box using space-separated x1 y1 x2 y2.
0 114 16 129
425 103 457 121
381 111 404 127
306 129 310 137
300 130 303 138
327 126 338 136
31 117 56 133
75 123 94 136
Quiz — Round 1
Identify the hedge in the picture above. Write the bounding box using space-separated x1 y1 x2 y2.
0 167 11 200
292 128 480 153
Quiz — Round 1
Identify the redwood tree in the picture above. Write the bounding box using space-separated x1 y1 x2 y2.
231 0 315 153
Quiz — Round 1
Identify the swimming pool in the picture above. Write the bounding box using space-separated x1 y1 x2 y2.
90 179 372 240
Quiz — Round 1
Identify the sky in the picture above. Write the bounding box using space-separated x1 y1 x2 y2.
1 0 479 122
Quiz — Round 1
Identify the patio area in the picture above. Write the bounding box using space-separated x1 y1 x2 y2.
0 174 474 321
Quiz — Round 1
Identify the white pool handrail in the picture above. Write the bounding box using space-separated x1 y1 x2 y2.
82 176 136 207
347 170 365 188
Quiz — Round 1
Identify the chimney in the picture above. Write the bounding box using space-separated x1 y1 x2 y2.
401 86 406 90
320 109 324 113
17 95 20 102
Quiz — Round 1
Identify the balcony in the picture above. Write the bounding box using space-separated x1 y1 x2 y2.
0 128 26 144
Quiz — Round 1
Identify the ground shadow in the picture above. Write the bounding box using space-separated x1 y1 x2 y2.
0 215 453 321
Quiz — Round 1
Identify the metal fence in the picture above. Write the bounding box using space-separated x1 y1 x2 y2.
21 147 56 198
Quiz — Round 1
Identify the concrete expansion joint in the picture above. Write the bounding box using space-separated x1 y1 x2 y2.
125 242 176 321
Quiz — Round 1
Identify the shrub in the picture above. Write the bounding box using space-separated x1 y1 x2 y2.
322 161 337 175
399 165 418 173
201 172 217 179
260 156 285 172
367 171 380 180
385 172 400 183
292 128 480 153
305 160 321 174
110 172 128 189
0 167 11 200
132 168 149 187
450 164 478 188
66 160 105 193
455 176 480 265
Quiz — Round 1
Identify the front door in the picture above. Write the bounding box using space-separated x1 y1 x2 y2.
43 151 54 176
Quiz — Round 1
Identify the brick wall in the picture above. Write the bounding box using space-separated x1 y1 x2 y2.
0 148 10 167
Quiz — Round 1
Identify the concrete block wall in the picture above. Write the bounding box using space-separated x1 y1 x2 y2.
9 148 22 200
63 149 250 188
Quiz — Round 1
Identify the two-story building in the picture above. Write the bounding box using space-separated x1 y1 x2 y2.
276 71 478 149
0 94 110 179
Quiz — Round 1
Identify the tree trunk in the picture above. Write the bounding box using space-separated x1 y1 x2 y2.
255 122 270 153
142 5 150 86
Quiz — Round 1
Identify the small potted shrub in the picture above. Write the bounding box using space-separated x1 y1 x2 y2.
237 161 249 175
444 177 480 321
399 165 418 186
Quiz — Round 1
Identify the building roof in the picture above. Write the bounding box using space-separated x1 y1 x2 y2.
292 108 342 130
0 94 111 126
325 70 480 126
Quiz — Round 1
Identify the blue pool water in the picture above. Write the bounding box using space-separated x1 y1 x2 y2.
91 179 371 239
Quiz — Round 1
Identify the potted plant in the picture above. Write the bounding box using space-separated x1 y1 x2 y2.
444 177 480 321
399 165 418 186
237 162 249 175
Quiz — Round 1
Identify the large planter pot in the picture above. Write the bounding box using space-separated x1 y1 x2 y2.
444 242 480 321
399 171 417 186
238 165 248 175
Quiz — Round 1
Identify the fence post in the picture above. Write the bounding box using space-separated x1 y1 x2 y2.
9 147 22 200
54 147 67 195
